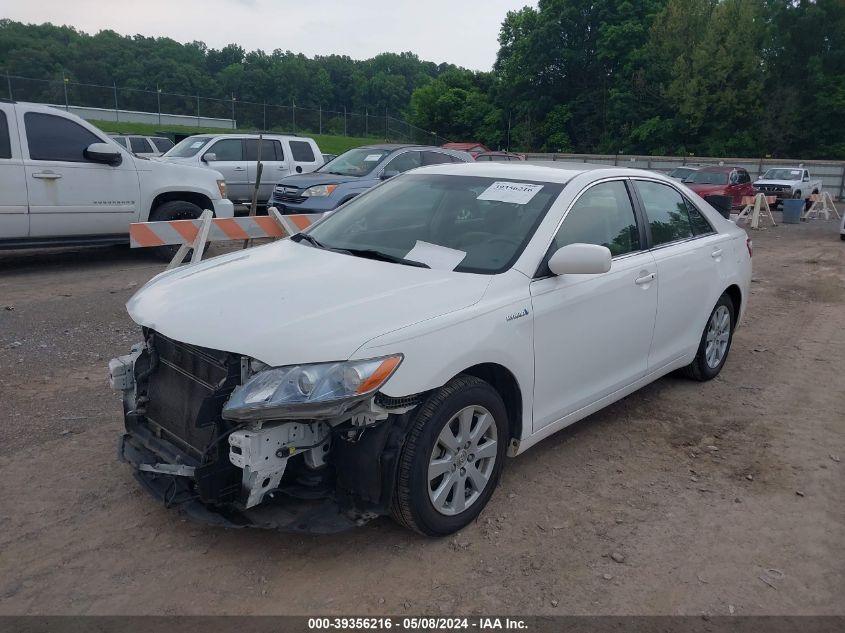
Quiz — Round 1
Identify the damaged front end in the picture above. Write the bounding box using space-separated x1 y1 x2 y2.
110 330 420 532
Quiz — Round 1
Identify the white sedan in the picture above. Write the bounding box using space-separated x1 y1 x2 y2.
112 162 752 536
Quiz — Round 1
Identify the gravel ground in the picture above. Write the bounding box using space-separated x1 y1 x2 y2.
0 217 842 616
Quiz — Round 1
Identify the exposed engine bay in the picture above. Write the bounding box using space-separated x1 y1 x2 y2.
110 330 420 532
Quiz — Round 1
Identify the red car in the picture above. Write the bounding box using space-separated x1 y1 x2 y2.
683 166 754 208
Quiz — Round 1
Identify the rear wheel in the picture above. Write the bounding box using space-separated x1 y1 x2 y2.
147 200 205 262
682 293 735 381
391 375 508 536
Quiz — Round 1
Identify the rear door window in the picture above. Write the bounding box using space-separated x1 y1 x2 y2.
635 180 695 246
25 112 102 162
383 151 422 174
246 139 283 161
0 111 11 159
422 151 454 166
290 140 315 162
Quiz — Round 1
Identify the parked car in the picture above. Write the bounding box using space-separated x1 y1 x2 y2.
441 142 490 156
0 101 233 256
667 165 700 181
753 167 822 206
109 133 174 157
474 151 525 162
161 134 322 205
684 166 754 208
266 144 471 214
111 162 751 535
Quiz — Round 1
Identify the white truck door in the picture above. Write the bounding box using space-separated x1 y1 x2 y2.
20 110 140 238
288 139 321 175
0 106 29 239
203 138 248 202
246 138 287 201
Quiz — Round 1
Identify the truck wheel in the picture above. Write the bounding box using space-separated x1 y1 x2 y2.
147 201 206 262
391 375 508 536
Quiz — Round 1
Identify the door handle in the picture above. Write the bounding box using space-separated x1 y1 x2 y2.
711 248 723 259
233 167 246 172
634 272 656 286
32 171 62 179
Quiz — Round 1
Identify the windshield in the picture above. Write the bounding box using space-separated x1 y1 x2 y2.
317 148 391 177
685 171 729 185
164 136 213 158
762 168 803 180
305 174 564 274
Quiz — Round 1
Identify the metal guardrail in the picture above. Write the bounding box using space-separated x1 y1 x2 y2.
523 153 845 200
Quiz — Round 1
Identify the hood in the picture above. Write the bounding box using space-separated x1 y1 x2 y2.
753 179 795 186
126 240 491 366
686 183 729 195
275 172 366 188
140 156 224 181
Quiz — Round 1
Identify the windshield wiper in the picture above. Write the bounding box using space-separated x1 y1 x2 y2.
292 233 328 249
343 248 430 268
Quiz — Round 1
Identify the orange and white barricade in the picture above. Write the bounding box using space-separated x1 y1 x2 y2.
802 192 840 221
130 207 326 269
736 194 777 230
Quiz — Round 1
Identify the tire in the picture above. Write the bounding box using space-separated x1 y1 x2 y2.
391 375 508 536
147 200 205 262
682 293 735 381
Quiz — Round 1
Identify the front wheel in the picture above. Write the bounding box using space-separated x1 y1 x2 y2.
682 293 735 381
147 200 205 262
391 375 508 536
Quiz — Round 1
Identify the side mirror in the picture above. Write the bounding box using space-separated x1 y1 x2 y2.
84 142 122 166
202 152 217 162
548 243 612 276
381 170 399 180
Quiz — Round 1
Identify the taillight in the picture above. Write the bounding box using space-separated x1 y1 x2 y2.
746 237 753 257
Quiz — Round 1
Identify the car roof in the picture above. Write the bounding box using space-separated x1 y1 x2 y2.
359 144 457 152
408 161 670 184
698 166 741 173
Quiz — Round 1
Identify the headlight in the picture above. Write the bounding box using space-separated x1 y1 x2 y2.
222 355 402 421
217 179 227 198
301 184 338 197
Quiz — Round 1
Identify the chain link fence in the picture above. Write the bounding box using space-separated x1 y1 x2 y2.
3 73 451 145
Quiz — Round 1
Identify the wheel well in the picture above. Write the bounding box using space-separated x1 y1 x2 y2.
460 363 523 445
149 192 214 216
724 284 742 327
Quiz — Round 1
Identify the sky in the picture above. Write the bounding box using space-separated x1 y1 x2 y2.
3 0 536 71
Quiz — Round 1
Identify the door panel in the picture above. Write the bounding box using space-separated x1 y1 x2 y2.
633 179 729 369
288 140 320 175
247 139 287 201
21 111 140 237
530 179 657 432
205 138 248 201
0 109 28 238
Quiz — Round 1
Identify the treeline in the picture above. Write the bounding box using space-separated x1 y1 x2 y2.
2 0 844 158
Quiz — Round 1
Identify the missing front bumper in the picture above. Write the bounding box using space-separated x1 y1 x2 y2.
119 433 376 533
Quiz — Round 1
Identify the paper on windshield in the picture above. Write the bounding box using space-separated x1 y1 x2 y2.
405 241 467 271
477 181 543 204
190 141 205 149
364 154 383 162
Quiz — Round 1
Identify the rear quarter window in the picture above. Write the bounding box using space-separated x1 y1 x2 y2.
290 140 315 162
0 111 11 159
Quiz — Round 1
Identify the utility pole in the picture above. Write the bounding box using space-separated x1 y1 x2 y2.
157 86 162 126
263 101 267 131
365 108 368 136
318 105 322 135
6 72 12 100
62 70 69 111
506 113 512 152
113 82 119 122
231 94 236 129
292 97 296 133
343 105 347 136
385 108 389 140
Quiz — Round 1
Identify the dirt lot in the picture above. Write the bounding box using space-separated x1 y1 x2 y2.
0 218 843 616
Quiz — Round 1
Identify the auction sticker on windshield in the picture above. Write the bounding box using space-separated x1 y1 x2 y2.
364 154 383 161
477 181 543 204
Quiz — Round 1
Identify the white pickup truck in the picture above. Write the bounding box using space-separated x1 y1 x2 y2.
752 167 823 206
0 101 234 255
